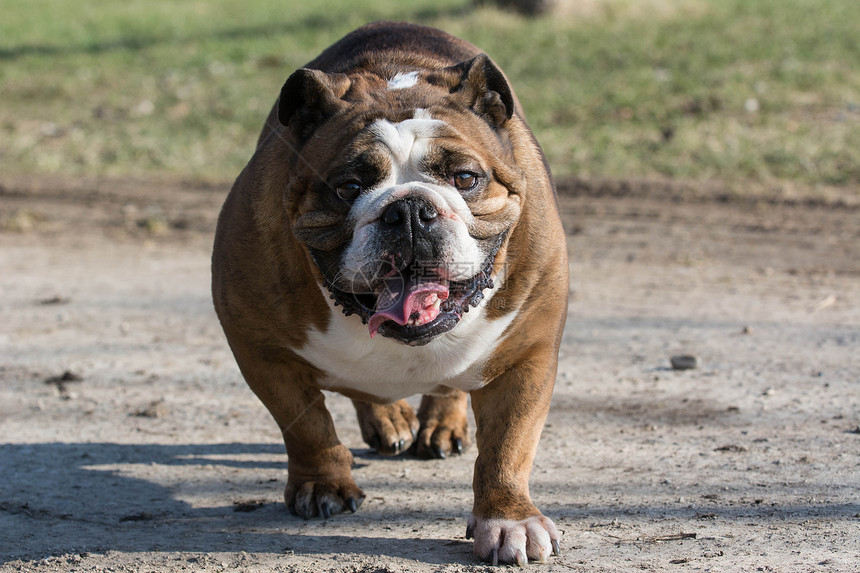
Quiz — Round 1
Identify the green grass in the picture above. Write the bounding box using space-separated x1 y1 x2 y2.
2 0 859 194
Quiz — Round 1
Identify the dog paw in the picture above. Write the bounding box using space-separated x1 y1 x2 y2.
413 415 469 459
286 480 365 520
466 514 560 565
413 393 470 459
354 399 419 456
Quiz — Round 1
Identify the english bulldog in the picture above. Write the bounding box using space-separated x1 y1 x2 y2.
212 21 568 565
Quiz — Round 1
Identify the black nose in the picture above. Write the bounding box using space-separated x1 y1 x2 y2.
381 197 438 232
379 197 441 270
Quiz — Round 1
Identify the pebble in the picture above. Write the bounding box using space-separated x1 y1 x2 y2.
670 355 698 370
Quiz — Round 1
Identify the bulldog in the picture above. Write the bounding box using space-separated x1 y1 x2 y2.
212 21 568 565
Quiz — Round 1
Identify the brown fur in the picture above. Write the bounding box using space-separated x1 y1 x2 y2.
353 399 419 456
414 391 471 459
212 21 568 562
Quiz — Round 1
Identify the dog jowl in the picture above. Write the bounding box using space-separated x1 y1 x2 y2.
212 21 568 565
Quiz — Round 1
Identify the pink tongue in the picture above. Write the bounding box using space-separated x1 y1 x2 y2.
368 277 449 338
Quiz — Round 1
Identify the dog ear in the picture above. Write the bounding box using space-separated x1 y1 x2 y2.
278 69 351 139
450 54 514 128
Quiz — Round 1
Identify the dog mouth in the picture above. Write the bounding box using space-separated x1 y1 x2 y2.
366 276 451 338
324 238 503 346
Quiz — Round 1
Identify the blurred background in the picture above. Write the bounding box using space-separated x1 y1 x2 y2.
2 0 859 198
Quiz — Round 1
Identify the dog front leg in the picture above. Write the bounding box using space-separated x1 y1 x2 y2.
467 358 560 565
231 342 365 519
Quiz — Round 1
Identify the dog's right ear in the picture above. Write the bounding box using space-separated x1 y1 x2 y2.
278 69 351 139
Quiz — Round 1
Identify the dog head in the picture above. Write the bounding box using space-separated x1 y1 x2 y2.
278 55 526 346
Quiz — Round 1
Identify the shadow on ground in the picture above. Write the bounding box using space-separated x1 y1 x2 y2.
0 441 474 564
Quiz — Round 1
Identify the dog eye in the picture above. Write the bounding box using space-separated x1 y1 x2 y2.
451 172 479 192
336 181 362 202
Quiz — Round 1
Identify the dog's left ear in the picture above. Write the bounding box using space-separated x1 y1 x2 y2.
449 54 515 128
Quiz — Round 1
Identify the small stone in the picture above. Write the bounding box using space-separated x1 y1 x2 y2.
745 97 760 113
670 355 698 370
38 295 71 306
133 399 167 418
133 99 155 116
45 370 83 385
714 444 748 453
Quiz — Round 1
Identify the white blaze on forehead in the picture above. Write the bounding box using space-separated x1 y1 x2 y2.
368 110 446 167
387 71 420 90
412 108 433 120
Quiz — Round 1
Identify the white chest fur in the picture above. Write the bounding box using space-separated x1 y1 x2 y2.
294 290 517 402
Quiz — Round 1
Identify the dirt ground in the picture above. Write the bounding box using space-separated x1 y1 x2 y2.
1 175 858 572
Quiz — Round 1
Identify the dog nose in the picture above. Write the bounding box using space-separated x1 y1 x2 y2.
381 197 438 232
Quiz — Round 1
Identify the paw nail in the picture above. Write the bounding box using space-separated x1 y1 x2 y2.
452 438 463 455
516 550 527 567
551 539 561 556
320 503 331 519
491 548 498 567
465 524 474 539
432 444 446 459
347 497 358 513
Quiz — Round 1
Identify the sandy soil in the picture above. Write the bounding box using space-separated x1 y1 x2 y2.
1 175 858 572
